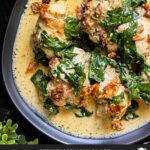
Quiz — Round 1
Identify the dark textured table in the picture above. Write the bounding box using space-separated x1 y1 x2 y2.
0 0 149 145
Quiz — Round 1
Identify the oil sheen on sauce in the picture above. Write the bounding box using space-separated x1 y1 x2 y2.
13 0 150 138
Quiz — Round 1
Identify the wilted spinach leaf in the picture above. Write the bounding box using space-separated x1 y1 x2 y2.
88 52 108 82
124 100 139 121
55 46 77 59
41 31 78 59
65 17 82 39
41 31 71 51
51 59 85 95
138 83 150 102
64 104 78 110
110 93 124 104
123 0 147 8
34 48 49 66
88 51 120 82
95 7 138 34
65 17 96 51
144 65 150 79
75 107 93 118
117 22 144 69
116 65 150 101
94 6 143 70
117 65 143 100
64 104 93 117
31 70 50 96
125 72 142 100
44 99 59 115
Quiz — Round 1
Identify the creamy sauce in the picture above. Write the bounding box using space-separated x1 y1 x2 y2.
13 0 150 138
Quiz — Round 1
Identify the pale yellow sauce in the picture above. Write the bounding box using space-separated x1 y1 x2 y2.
13 0 150 138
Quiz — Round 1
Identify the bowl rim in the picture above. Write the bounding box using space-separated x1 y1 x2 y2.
2 0 150 144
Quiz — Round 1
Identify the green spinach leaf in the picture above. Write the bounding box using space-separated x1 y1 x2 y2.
65 17 82 39
34 48 49 66
41 31 78 59
138 83 150 102
124 100 139 121
117 22 144 69
65 17 96 51
94 7 144 70
31 70 50 96
55 46 77 59
88 50 120 83
41 31 71 51
64 104 93 117
64 104 78 110
95 7 138 34
88 52 108 82
144 65 150 79
51 59 85 95
44 98 59 115
75 107 93 118
110 93 124 104
123 0 147 8
116 65 150 101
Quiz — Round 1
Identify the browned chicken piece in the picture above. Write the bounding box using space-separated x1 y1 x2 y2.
144 4 150 17
107 96 131 121
26 60 38 74
32 0 66 52
108 52 116 59
112 120 125 131
79 83 100 107
31 2 41 14
42 0 50 4
96 93 130 131
49 56 60 69
51 83 64 101
47 79 80 107
95 67 131 130
77 0 118 52
98 76 120 99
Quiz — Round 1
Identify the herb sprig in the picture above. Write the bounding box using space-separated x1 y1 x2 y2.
0 119 38 145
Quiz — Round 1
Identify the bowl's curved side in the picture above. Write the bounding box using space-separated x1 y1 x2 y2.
2 0 150 144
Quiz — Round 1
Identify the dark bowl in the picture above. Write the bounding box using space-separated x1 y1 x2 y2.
2 0 150 144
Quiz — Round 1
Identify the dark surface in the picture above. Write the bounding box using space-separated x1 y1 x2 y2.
0 0 149 145
0 0 59 144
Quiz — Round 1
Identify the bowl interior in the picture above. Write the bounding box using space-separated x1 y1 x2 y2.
2 0 150 144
